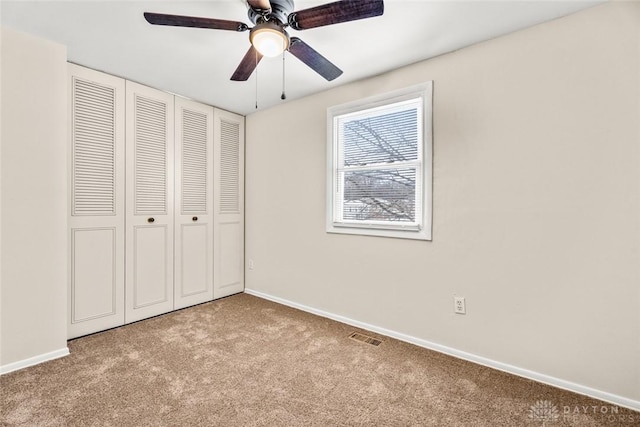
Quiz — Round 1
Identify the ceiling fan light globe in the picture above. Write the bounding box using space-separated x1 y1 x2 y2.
254 34 283 57
250 24 289 57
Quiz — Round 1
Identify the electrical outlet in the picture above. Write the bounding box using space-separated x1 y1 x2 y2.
248 259 254 271
454 297 466 314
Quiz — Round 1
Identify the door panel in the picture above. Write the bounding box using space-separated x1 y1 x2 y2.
126 81 174 323
178 224 209 297
132 225 171 308
219 221 243 290
71 228 118 322
174 98 214 309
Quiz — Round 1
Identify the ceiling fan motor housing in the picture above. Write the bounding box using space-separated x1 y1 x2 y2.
248 0 295 25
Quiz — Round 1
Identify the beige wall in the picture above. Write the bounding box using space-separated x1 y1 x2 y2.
245 1 640 404
1 29 68 368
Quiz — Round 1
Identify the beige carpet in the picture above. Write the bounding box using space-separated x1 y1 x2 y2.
1 293 638 426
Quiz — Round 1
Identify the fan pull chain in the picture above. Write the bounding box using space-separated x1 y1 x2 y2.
281 48 286 100
255 48 259 109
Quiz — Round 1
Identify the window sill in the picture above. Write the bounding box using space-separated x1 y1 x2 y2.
326 223 432 241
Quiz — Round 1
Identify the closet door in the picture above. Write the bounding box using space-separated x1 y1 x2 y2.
68 64 125 339
174 97 214 309
125 81 175 323
213 109 245 299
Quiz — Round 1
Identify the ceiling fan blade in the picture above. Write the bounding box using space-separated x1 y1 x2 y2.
144 12 249 32
288 0 383 30
247 0 272 13
231 45 264 81
288 37 343 81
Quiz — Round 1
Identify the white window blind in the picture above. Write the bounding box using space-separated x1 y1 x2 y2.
327 83 433 240
336 99 422 227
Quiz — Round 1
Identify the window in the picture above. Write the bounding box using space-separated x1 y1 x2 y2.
327 82 433 240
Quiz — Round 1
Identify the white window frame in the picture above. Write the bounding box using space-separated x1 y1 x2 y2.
326 82 433 240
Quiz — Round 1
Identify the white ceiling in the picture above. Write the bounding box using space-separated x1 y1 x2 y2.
1 0 603 116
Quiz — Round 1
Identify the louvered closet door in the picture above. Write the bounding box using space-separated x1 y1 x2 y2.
125 82 175 323
174 98 214 309
68 64 125 339
213 109 245 299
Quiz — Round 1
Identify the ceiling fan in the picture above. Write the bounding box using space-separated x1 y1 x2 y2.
144 0 384 82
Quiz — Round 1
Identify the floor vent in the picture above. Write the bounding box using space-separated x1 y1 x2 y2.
349 332 383 347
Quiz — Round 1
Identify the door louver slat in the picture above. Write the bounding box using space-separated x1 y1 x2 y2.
134 95 167 215
219 120 240 214
72 78 116 215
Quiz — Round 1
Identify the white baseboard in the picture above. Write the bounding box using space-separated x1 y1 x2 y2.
0 347 69 375
244 288 640 413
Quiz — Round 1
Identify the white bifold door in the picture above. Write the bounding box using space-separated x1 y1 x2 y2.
174 97 214 309
213 109 245 299
68 64 126 339
125 81 175 323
